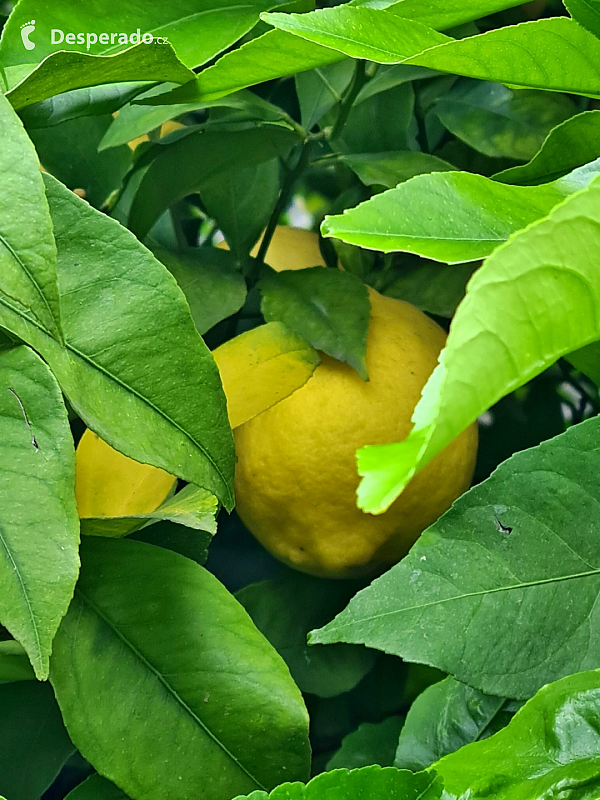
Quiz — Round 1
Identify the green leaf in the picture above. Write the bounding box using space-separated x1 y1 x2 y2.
352 174 600 514
0 92 61 342
233 766 442 800
395 677 505 770
30 114 132 209
384 261 476 317
0 346 79 680
18 83 149 130
66 775 130 800
0 175 235 510
313 413 600 698
128 124 299 240
333 84 416 155
494 110 600 185
343 152 453 188
322 163 600 264
202 160 281 262
81 484 218 538
433 670 600 800
564 0 600 38
295 61 354 130
0 640 35 683
434 80 576 161
5 44 194 111
0 681 74 800
566 341 600 386
154 247 247 335
260 267 370 378
131 519 213 566
50 538 311 800
327 716 404 770
237 573 376 698
263 8 450 63
0 0 295 70
266 12 600 99
352 0 529 31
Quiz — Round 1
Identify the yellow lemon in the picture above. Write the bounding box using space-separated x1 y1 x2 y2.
234 288 478 578
218 225 326 272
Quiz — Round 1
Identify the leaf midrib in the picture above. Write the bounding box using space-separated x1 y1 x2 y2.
76 587 266 791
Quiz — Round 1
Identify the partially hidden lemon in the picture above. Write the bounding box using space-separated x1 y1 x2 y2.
218 225 326 272
234 288 478 578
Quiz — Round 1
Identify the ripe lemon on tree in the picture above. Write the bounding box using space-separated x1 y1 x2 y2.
234 228 478 578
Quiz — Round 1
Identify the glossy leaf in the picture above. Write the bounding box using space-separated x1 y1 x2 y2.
564 0 600 38
384 261 476 317
0 681 74 800
327 716 404 770
434 80 575 161
353 174 600 513
395 677 505 770
213 322 320 429
0 0 295 70
494 110 600 185
154 247 247 335
128 124 299 239
343 152 452 188
260 267 370 378
0 346 79 680
66 775 130 800
0 92 61 342
233 767 442 800
237 573 376 698
0 175 235 509
352 0 528 30
314 413 600 698
321 164 598 264
50 538 311 800
433 670 600 800
0 641 35 683
5 44 194 111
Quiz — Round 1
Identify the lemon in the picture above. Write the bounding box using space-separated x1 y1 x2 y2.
219 225 326 272
234 289 478 578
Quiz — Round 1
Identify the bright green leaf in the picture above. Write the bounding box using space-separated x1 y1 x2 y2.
66 775 130 800
50 538 311 800
0 681 74 800
232 766 442 800
313 413 600 697
0 640 35 683
395 677 505 770
564 0 600 38
128 124 299 240
434 80 576 161
353 174 600 513
0 175 235 510
327 716 404 770
322 163 600 264
494 110 600 185
154 247 247 335
0 92 61 342
352 0 528 31
343 151 453 188
433 670 600 799
237 573 376 698
5 44 194 111
0 346 79 680
260 266 370 378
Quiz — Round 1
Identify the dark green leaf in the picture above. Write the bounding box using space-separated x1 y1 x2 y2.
260 267 370 378
130 519 212 566
154 247 247 335
313 412 600 698
30 114 132 209
0 681 74 800
564 0 600 38
343 152 453 188
333 84 416 154
5 44 194 111
494 110 600 185
0 92 61 342
50 538 311 800
0 641 35 683
395 677 505 770
237 573 376 698
66 775 130 800
0 175 235 509
434 80 575 161
128 125 299 239
0 346 79 680
384 260 476 317
433 670 600 800
295 61 354 130
327 716 404 770
232 767 442 800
